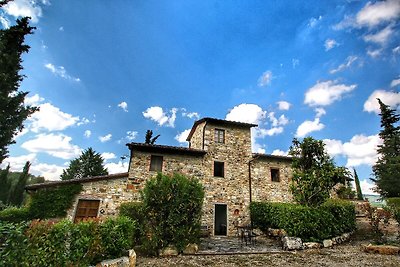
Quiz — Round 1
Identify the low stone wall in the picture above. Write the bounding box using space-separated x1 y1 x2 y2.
96 249 136 267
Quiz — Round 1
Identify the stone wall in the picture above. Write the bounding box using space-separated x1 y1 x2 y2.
189 121 206 150
251 157 293 203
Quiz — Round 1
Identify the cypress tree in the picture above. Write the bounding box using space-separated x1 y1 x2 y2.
8 161 30 206
372 99 400 197
353 168 363 200
0 165 10 204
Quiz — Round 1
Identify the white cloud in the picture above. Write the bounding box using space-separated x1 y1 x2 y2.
0 15 10 28
44 63 80 82
21 133 81 160
126 131 138 141
24 93 44 106
0 153 37 171
2 0 43 23
271 149 288 156
182 110 200 120
225 103 266 125
268 112 288 127
315 107 326 118
363 25 394 45
84 130 91 138
355 0 400 28
329 56 358 74
277 101 291 111
105 161 127 174
324 134 381 167
360 179 378 195
77 117 90 126
175 129 191 143
391 77 400 87
367 48 383 58
308 16 322 28
101 152 116 161
99 134 112 143
304 80 357 107
257 70 273 87
364 89 400 113
257 127 284 137
30 163 64 181
325 39 339 51
295 118 325 137
143 106 177 127
393 46 400 54
118 101 128 112
28 103 80 132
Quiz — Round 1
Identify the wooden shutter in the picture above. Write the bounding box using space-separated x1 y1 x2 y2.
74 199 100 223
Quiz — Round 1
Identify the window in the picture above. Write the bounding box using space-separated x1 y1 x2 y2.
214 161 224 177
74 199 100 223
150 155 163 171
214 129 225 144
271 168 280 182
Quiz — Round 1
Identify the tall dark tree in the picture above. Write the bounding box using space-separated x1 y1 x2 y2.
353 168 363 200
0 164 10 204
372 99 400 197
289 137 350 206
145 130 160 145
61 148 108 180
8 161 30 206
0 17 39 164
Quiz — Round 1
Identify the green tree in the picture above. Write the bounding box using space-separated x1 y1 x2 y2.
353 168 363 200
289 137 349 206
8 161 30 206
144 130 160 145
0 17 39 164
61 148 108 180
372 99 400 197
0 165 10 205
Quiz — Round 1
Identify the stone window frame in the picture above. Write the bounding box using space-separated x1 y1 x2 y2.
270 168 280 182
73 198 101 223
214 128 225 144
149 155 163 172
213 161 225 177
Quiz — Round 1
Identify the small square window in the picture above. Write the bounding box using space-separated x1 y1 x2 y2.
271 168 280 182
214 129 225 144
74 199 100 223
150 155 163 172
214 161 224 177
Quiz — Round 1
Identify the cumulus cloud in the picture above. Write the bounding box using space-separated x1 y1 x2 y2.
268 112 288 127
308 16 322 28
118 101 128 112
21 133 81 160
257 70 273 87
0 15 10 28
182 110 200 120
101 152 116 161
367 48 383 58
31 163 65 181
277 101 291 111
295 118 325 137
84 130 91 138
324 134 381 167
225 104 266 125
143 106 177 127
126 131 138 141
363 25 394 45
256 127 284 137
271 149 288 156
325 39 339 51
175 129 191 143
1 0 46 23
28 103 80 132
391 77 400 87
44 63 80 82
360 179 378 195
315 107 326 118
99 134 112 143
0 153 37 171
329 56 358 74
105 161 127 174
355 0 400 28
304 80 357 107
363 89 400 113
24 93 44 106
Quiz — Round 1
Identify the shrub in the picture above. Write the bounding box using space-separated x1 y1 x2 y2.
142 173 204 254
119 201 144 243
0 206 31 222
386 197 400 225
250 200 355 242
0 221 29 266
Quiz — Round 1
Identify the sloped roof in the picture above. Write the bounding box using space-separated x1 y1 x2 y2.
126 142 206 156
186 117 258 141
25 172 129 191
252 153 293 162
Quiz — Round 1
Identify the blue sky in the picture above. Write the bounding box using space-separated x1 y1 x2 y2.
1 1 399 195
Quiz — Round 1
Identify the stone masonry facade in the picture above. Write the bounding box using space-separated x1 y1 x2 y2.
28 117 293 237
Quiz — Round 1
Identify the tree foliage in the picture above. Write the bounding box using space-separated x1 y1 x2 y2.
0 17 39 164
145 130 160 145
61 148 108 180
372 99 400 197
353 168 363 200
289 137 350 206
8 161 30 206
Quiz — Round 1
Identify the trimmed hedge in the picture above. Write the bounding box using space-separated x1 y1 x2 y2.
250 199 356 242
0 216 136 266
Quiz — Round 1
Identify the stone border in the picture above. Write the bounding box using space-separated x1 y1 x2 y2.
267 228 353 251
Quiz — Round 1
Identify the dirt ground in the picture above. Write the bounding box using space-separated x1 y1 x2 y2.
136 218 400 267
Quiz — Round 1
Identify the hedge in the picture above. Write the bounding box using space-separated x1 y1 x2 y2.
250 199 356 242
0 216 136 266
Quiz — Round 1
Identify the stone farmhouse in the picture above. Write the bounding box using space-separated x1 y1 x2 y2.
26 117 293 236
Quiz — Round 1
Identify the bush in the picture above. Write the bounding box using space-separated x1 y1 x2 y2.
0 206 31 222
0 216 136 266
250 199 356 242
119 201 144 243
387 197 400 225
142 173 204 254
